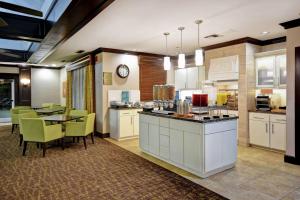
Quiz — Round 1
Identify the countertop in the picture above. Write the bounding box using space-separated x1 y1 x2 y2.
109 107 142 110
248 110 286 115
139 111 238 124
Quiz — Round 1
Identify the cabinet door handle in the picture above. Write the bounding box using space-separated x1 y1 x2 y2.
272 123 274 134
254 117 264 120
265 123 268 133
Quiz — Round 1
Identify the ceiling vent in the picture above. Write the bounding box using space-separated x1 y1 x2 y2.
204 34 223 39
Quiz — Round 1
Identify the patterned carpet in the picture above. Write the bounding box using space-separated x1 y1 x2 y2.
0 125 227 200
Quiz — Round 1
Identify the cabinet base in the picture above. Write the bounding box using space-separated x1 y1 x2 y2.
140 148 235 178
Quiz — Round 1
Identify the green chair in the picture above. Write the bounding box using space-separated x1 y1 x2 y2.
21 118 64 157
69 109 88 117
42 103 54 109
18 111 39 146
65 113 95 149
10 108 32 134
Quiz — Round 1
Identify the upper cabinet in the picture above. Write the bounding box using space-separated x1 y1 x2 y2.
255 53 286 88
208 55 239 81
175 66 204 90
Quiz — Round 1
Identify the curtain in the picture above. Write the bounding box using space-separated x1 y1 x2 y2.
72 67 86 110
66 71 72 110
85 64 94 113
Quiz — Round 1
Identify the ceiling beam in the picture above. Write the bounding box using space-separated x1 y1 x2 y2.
0 48 31 62
280 18 300 29
0 12 51 42
28 0 115 64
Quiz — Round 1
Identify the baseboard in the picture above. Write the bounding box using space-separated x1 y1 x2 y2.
95 131 110 138
284 155 300 165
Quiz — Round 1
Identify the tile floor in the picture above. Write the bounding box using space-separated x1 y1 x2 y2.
106 138 300 200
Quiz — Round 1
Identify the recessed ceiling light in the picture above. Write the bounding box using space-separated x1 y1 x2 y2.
51 64 57 67
261 31 270 35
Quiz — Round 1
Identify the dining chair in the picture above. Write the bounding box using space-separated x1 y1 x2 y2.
21 118 64 157
65 113 96 149
10 107 32 134
42 103 54 108
18 111 39 146
69 109 88 117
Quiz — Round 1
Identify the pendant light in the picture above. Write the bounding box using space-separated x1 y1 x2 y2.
178 27 185 69
163 32 171 70
195 20 204 66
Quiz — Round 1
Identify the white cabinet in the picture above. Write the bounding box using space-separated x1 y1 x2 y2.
175 69 187 90
139 122 149 151
170 129 184 165
175 66 203 90
255 54 286 88
249 112 286 151
109 109 142 140
148 124 159 155
184 132 202 173
205 132 223 172
249 120 269 147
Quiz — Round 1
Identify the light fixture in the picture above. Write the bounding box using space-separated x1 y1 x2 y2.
178 27 185 69
195 20 204 66
20 78 30 86
163 32 171 70
51 64 57 67
261 31 269 35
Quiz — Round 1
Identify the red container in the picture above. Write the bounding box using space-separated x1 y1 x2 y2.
192 94 208 107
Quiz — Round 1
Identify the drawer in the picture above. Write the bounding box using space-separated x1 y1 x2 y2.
139 114 159 125
160 127 169 136
159 146 169 159
169 119 202 134
249 112 269 122
159 117 169 128
119 110 133 116
270 114 286 123
205 120 237 135
160 134 169 147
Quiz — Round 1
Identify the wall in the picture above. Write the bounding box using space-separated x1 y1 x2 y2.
60 67 67 105
95 52 140 134
205 43 259 146
0 66 19 74
31 68 61 107
286 27 300 157
261 42 286 52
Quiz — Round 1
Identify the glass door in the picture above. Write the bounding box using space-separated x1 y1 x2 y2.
256 56 275 88
276 54 287 87
0 79 14 122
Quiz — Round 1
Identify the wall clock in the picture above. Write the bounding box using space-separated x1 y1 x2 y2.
116 64 130 78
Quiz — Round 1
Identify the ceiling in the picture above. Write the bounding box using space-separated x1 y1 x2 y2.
42 0 300 66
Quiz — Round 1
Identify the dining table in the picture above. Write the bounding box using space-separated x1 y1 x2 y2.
36 108 65 115
41 114 84 123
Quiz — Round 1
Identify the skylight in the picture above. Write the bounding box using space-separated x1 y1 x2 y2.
0 38 31 51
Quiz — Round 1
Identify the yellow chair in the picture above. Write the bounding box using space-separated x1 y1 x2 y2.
10 107 31 134
42 103 54 108
18 111 39 146
21 118 64 157
65 113 95 149
69 109 88 117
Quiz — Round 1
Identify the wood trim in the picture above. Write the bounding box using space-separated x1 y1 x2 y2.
284 155 300 165
95 131 110 138
203 37 286 51
280 18 300 29
0 64 63 70
93 47 166 58
295 46 300 163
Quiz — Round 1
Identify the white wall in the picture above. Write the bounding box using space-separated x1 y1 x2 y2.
31 68 61 107
286 27 300 157
95 52 140 134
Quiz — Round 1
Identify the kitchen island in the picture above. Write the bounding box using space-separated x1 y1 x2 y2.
139 111 238 178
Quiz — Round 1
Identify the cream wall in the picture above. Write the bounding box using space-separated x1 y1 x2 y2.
261 42 286 52
0 66 19 74
205 43 259 146
286 27 300 157
31 68 61 107
95 52 140 134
